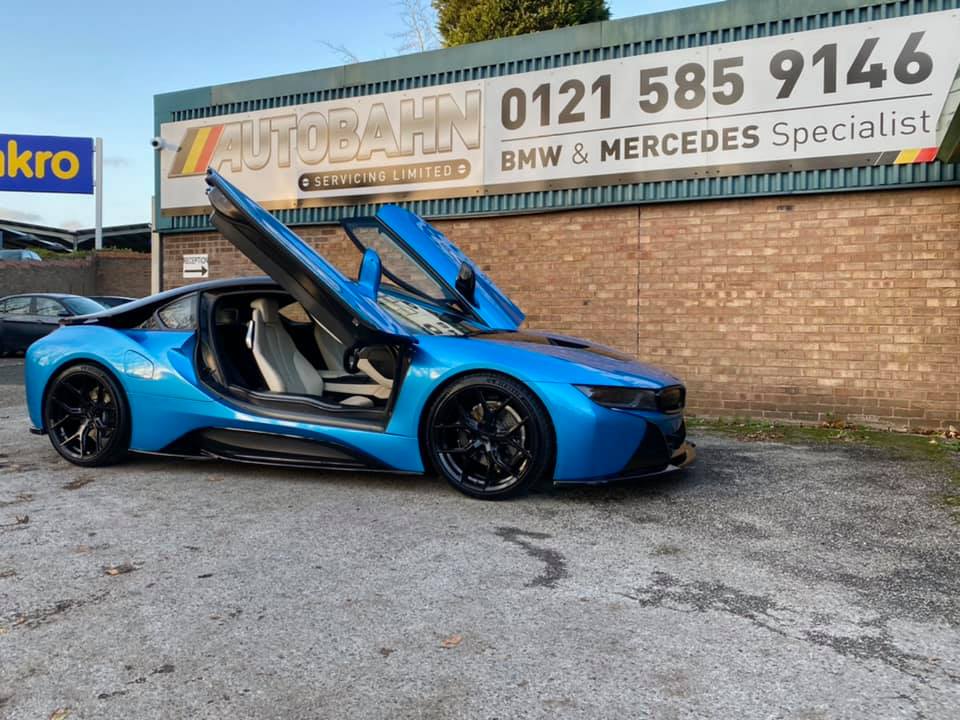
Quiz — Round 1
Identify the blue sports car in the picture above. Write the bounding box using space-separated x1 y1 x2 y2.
24 169 694 499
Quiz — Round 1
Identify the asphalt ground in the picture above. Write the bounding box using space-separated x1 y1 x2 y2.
1 356 958 719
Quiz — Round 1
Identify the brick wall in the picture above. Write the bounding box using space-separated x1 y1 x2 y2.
638 188 959 428
161 187 960 428
0 252 150 298
0 256 96 295
95 252 152 298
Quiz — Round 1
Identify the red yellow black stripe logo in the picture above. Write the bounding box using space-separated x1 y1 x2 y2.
875 146 940 166
893 147 939 164
168 125 224 177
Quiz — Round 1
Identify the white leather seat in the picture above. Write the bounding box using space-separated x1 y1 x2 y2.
314 324 347 378
248 298 373 408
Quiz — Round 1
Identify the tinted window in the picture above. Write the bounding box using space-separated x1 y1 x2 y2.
35 297 67 317
157 295 196 330
61 297 106 315
0 297 31 316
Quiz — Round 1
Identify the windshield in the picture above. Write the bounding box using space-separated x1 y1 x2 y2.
377 293 479 336
62 297 106 315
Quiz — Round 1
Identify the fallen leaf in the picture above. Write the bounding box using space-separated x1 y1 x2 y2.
49 709 71 720
379 647 394 657
62 476 94 491
0 626 8 635
206 474 225 483
104 562 136 576
0 568 15 578
15 515 28 525
440 634 463 649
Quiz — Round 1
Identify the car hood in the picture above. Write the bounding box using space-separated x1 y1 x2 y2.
472 330 682 388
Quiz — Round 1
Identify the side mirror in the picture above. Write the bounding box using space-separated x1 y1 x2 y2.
455 262 477 305
358 248 382 297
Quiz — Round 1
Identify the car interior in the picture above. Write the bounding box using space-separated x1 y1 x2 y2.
203 290 400 412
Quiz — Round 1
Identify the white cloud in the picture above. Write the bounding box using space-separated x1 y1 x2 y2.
0 206 45 223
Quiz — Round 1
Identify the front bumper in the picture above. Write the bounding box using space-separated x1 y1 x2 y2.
554 440 696 485
554 416 696 485
623 440 696 480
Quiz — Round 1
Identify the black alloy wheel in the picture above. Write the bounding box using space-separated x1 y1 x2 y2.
44 364 130 466
426 373 554 499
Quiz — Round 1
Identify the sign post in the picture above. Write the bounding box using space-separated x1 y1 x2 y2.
95 137 103 250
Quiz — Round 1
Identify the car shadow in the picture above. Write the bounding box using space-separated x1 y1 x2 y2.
125 445 712 503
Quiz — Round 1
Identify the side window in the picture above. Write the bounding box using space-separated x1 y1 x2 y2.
157 295 196 330
279 301 310 323
35 297 66 317
345 223 450 301
1 297 32 316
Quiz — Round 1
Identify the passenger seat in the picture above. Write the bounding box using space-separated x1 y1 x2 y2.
247 298 373 408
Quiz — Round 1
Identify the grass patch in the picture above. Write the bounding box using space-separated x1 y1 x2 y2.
688 416 960 516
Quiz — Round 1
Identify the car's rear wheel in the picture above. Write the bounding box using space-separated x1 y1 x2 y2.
44 364 130 466
425 373 553 500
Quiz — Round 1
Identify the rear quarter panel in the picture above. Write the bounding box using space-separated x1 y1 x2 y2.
25 326 206 445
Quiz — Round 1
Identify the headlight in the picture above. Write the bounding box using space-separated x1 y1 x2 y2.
575 384 685 412
575 385 658 410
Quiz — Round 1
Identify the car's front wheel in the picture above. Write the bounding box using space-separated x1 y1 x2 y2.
425 373 554 500
43 364 130 466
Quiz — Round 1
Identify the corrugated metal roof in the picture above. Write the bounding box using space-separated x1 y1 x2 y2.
155 0 960 232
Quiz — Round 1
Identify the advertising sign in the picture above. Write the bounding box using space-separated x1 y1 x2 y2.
0 134 94 195
159 10 960 214
159 81 483 214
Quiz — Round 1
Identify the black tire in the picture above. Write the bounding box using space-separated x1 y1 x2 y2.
43 364 130 467
424 373 554 500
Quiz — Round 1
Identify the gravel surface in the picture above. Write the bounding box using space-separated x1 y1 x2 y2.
1 357 958 719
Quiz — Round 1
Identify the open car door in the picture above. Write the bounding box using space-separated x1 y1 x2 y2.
344 206 525 331
205 169 414 347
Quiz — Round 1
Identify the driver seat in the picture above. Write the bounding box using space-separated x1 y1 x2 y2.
247 298 373 408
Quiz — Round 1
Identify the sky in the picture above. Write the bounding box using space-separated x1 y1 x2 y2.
0 0 709 229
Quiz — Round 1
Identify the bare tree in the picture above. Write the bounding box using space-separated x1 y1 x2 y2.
320 40 362 65
320 0 437 65
393 0 440 53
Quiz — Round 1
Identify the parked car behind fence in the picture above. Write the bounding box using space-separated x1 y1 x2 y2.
0 294 106 356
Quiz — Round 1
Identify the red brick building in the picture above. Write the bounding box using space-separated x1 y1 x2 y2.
154 0 960 428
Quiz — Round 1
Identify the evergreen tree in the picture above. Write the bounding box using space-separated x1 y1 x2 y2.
434 0 611 46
